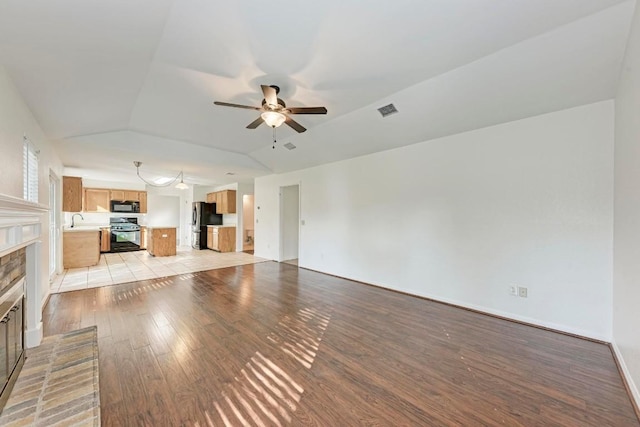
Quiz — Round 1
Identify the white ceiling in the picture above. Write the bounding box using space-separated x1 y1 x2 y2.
0 0 635 185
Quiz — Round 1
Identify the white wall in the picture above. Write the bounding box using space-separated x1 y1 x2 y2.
146 185 191 246
613 0 640 407
256 101 614 340
0 66 64 310
193 184 216 202
146 195 180 228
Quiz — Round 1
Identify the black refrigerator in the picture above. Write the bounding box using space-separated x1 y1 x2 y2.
192 202 223 249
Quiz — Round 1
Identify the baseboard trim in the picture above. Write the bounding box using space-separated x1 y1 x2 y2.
296 264 608 343
25 322 43 348
610 342 640 421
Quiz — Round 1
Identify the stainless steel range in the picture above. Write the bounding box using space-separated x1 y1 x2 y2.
110 217 141 252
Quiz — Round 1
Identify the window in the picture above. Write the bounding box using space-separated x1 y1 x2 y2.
23 136 38 203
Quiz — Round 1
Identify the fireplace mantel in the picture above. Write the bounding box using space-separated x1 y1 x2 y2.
0 192 49 348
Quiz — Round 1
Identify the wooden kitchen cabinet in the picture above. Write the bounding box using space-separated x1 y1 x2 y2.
218 190 236 214
147 227 176 257
100 228 111 252
140 226 147 249
206 190 236 214
124 191 139 201
207 227 215 250
139 192 147 213
207 226 235 252
84 188 111 212
62 176 83 212
110 189 147 207
63 230 100 268
110 190 125 201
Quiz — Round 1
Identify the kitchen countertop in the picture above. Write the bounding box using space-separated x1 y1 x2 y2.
63 226 103 232
145 226 176 230
206 225 236 228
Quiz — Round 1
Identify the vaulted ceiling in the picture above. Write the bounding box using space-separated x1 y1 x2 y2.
0 0 635 185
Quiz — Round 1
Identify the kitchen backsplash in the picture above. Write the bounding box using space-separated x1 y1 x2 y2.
63 212 146 227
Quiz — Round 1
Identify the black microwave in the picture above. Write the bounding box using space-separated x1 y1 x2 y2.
110 200 140 213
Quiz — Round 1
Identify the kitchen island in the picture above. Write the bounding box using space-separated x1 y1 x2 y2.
146 227 177 257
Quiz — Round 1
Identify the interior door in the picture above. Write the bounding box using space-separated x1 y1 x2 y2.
280 185 300 262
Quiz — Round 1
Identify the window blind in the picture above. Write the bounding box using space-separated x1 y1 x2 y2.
23 137 39 203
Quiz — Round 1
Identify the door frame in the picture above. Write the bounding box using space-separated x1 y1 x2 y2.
48 170 61 281
279 184 300 262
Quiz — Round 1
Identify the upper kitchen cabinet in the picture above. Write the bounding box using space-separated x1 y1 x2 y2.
110 189 146 204
62 176 83 212
83 188 110 212
110 190 124 201
206 192 218 204
218 190 236 214
124 191 140 201
206 190 236 214
110 190 139 201
139 192 147 214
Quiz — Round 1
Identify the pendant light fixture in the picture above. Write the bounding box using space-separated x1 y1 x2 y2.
133 161 189 190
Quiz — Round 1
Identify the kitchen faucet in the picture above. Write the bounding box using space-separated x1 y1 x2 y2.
71 213 84 228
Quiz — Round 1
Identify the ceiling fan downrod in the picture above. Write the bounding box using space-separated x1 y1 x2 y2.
273 126 277 149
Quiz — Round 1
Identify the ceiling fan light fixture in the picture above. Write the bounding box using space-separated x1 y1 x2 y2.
261 111 286 128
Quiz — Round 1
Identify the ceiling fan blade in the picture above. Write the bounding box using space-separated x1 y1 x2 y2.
214 101 262 111
261 85 278 107
246 116 263 129
286 106 328 115
285 116 307 133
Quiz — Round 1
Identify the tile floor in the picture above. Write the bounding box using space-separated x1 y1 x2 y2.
52 247 267 293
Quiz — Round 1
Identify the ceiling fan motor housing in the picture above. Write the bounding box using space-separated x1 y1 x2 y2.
261 98 286 110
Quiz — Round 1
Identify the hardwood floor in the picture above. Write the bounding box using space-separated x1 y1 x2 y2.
42 262 639 426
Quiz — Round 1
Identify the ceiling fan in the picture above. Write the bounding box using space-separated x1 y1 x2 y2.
214 85 327 133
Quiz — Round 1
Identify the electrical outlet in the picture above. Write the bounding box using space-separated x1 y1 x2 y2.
518 286 528 298
509 285 518 296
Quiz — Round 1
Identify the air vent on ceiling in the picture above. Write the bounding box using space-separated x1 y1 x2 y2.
377 103 398 117
283 142 297 150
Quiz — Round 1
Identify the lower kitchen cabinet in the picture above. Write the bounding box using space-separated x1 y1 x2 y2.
207 226 235 252
140 226 147 249
100 228 110 252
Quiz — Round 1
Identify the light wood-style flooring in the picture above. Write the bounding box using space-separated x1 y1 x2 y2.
43 262 639 426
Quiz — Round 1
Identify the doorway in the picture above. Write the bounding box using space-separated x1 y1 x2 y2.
48 171 60 281
280 184 299 265
242 194 255 253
